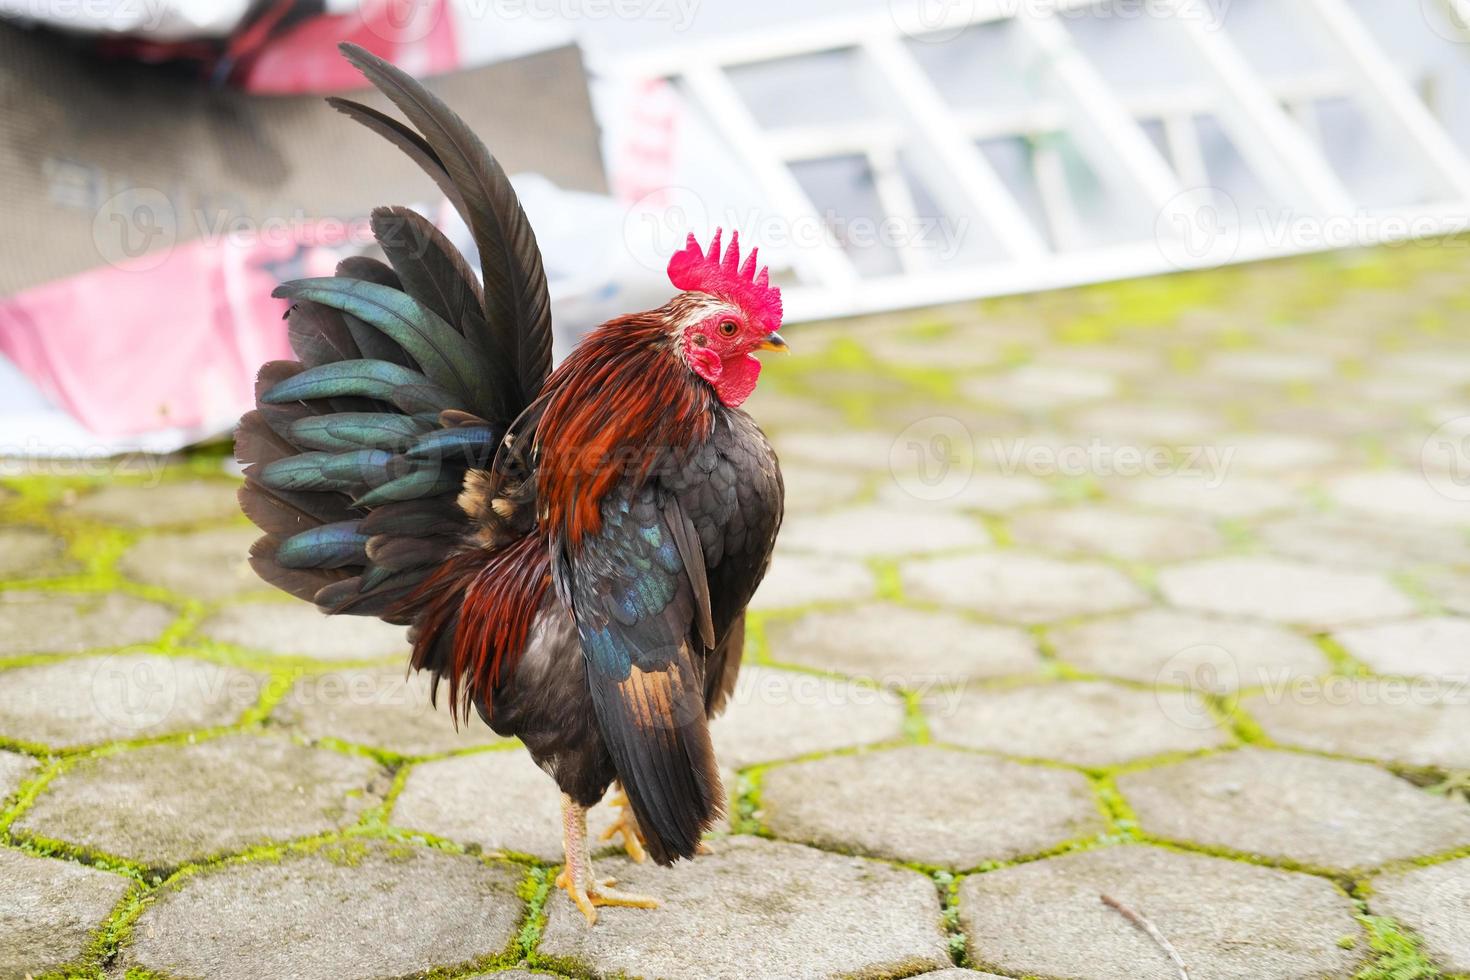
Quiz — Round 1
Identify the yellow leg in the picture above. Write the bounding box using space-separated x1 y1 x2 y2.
599 789 648 864
558 793 660 926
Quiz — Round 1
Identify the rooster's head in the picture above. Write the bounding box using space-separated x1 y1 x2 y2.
666 228 787 408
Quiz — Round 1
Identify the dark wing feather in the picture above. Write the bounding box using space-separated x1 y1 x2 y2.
339 42 554 407
562 481 722 865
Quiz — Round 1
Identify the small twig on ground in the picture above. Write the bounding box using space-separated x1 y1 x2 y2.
1100 892 1190 980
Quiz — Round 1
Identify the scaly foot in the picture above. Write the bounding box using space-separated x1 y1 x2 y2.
560 792 660 925
599 790 648 863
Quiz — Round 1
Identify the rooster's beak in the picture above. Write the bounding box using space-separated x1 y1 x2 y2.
756 332 789 353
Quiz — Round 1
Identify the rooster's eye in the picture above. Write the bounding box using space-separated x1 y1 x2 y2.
718 319 738 337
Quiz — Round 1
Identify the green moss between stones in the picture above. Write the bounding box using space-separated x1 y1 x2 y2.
1353 914 1444 980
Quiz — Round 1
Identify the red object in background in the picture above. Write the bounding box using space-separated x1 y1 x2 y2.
241 0 458 93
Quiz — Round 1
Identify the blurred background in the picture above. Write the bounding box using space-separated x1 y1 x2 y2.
4 0 1470 458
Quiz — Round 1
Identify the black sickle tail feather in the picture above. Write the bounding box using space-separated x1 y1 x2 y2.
237 43 553 624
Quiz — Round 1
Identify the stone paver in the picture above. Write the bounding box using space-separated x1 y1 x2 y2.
761 746 1104 868
125 841 523 979
1158 557 1417 627
66 479 242 527
269 666 505 756
0 527 71 579
1048 609 1327 691
958 845 1364 979
539 836 950 980
927 681 1226 767
1118 749 1470 870
778 462 865 512
773 430 897 470
710 666 906 768
199 602 409 661
765 602 1040 687
1243 679 1470 770
1420 569 1470 616
1333 616 1470 681
0 749 37 800
0 654 263 748
1328 471 1470 527
878 471 1053 513
0 847 131 978
16 734 381 868
117 525 268 600
1208 433 1338 472
903 554 1148 624
1107 473 1298 517
750 553 876 611
965 365 1118 409
1370 857 1470 973
392 750 617 861
779 505 988 557
1008 505 1223 562
1257 515 1470 571
0 590 175 656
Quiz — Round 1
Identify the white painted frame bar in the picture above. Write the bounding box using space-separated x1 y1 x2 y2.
860 35 1050 260
1296 0 1470 201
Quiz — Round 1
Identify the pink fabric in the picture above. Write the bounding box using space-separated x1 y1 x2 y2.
243 0 458 94
0 239 310 436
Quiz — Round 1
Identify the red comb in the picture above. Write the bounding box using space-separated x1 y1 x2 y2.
667 228 783 333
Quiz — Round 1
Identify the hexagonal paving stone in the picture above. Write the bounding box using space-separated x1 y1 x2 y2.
773 430 897 470
1118 749 1470 870
1071 403 1223 440
1207 433 1338 472
199 602 409 661
0 848 131 978
965 365 1118 410
1107 473 1298 518
761 746 1104 868
710 666 906 768
15 734 381 868
958 845 1363 979
0 527 72 579
1333 616 1470 681
539 836 949 980
0 654 263 748
765 602 1040 688
1242 679 1470 770
926 680 1227 767
912 972 1010 980
779 505 989 557
124 840 524 979
1008 505 1223 562
1207 350 1336 381
1370 857 1470 973
392 750 617 861
0 590 175 656
778 462 865 512
66 479 242 527
1158 557 1416 627
877 471 1054 513
1329 471 1469 527
269 666 504 757
750 553 875 611
1420 569 1470 616
902 554 1147 624
0 749 37 801
118 525 268 600
1048 609 1327 691
1257 515 1470 571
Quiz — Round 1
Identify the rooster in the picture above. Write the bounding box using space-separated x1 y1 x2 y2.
236 44 785 925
